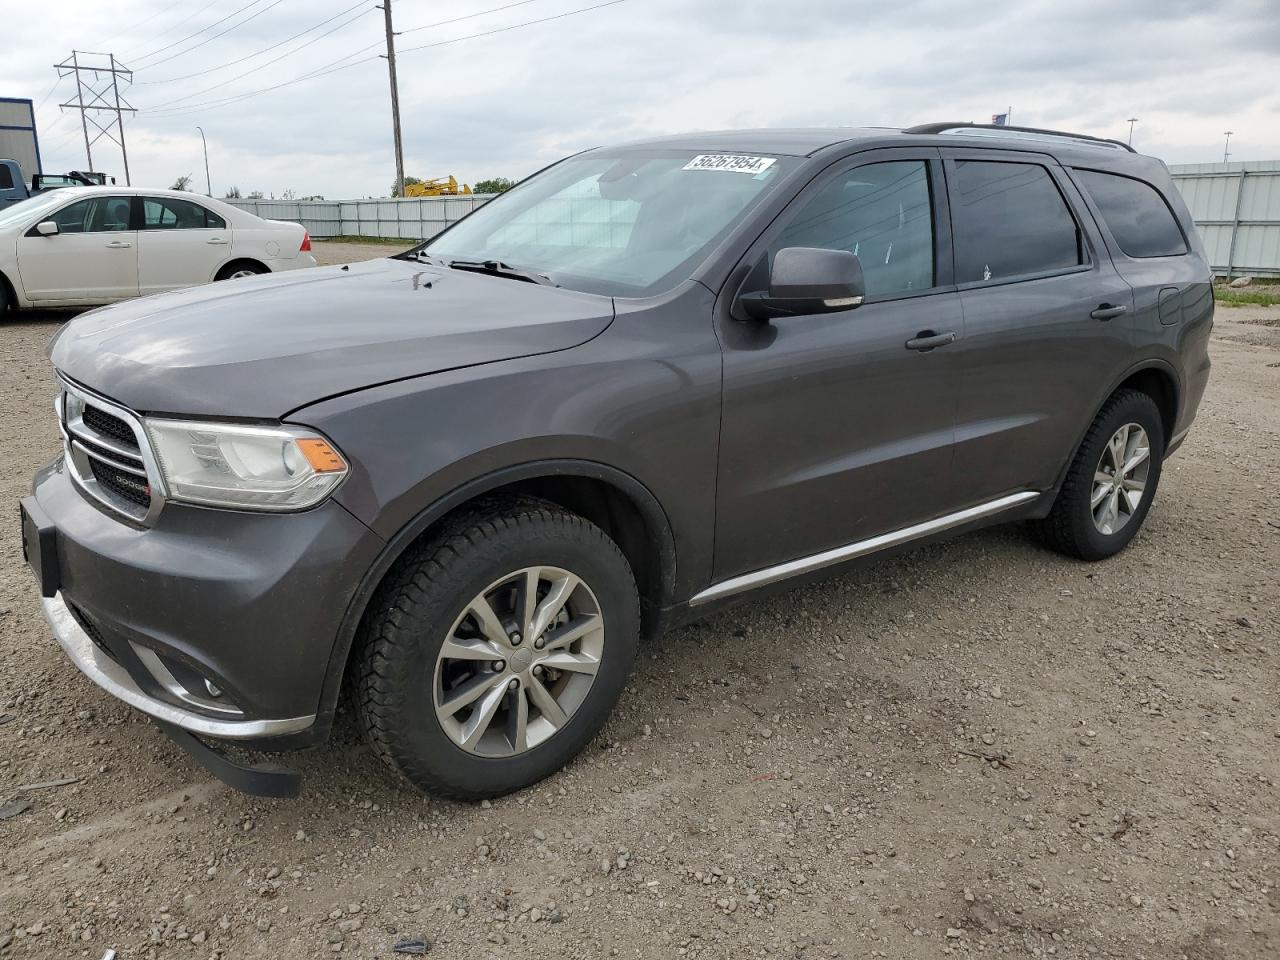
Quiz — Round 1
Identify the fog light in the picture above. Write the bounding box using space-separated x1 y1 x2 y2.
205 679 223 698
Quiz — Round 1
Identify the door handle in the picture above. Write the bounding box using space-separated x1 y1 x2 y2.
1090 303 1128 321
905 330 957 352
206 238 229 245
104 241 132 249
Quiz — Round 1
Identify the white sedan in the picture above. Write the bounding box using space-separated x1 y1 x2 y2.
0 187 317 312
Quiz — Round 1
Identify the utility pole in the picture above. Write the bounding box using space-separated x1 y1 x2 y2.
1223 131 1233 164
1126 118 1139 145
197 126 211 196
55 51 135 184
379 0 406 199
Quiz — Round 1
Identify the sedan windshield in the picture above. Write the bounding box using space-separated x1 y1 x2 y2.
420 150 797 297
0 191 75 230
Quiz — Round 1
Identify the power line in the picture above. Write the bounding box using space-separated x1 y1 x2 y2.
398 0 545 34
139 7 375 109
130 0 276 65
142 0 628 118
135 0 291 71
117 0 224 60
134 0 373 85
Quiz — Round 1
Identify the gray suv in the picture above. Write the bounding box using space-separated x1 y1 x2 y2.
20 123 1213 798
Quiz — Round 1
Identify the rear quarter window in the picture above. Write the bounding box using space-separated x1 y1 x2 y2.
1074 169 1187 258
0 165 13 190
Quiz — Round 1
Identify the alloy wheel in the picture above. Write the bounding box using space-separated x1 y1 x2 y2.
1091 422 1151 535
433 566 605 758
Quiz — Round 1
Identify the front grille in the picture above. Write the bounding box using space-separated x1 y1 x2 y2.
83 405 139 451
89 457 152 508
58 379 160 523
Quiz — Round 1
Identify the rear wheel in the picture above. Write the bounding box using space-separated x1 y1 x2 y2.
1035 389 1165 560
0 276 12 318
355 499 639 799
215 261 267 281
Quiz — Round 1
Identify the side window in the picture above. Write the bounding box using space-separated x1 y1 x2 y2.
773 160 934 297
0 165 13 190
49 197 132 233
1074 169 1187 258
142 197 220 230
950 160 1083 284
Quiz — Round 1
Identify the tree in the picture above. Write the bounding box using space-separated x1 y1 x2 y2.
474 177 516 195
170 174 193 191
223 185 242 199
392 176 424 198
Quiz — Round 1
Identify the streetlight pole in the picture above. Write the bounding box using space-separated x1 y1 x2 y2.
196 126 211 196
1126 118 1139 145
1223 130 1233 164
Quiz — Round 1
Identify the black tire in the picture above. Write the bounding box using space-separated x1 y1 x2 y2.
1034 389 1165 561
215 261 268 281
0 275 12 318
354 498 639 799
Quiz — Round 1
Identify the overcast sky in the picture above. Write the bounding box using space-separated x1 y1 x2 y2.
3 0 1277 199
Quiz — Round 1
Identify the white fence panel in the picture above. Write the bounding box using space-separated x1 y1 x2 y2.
226 195 495 241
1170 161 1280 277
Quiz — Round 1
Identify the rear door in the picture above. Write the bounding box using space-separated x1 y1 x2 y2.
15 194 139 302
137 196 231 294
943 149 1136 506
714 148 964 581
1068 166 1209 339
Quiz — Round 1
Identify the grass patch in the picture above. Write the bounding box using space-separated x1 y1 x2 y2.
314 235 415 246
1214 287 1280 307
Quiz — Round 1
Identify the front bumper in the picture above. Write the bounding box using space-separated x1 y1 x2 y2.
41 592 314 739
28 455 384 746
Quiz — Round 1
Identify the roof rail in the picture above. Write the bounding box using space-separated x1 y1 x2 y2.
903 121 1136 153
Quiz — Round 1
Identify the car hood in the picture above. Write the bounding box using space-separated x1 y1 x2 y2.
51 257 615 418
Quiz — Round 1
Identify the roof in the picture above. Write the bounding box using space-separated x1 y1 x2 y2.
608 124 1155 165
609 127 890 157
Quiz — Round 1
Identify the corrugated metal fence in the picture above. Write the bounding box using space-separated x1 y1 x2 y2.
231 164 1280 279
1169 161 1280 278
224 195 494 242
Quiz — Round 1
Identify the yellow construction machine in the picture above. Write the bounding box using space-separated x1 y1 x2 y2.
404 176 472 197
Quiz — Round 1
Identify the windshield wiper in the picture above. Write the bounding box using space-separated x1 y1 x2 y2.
446 259 557 286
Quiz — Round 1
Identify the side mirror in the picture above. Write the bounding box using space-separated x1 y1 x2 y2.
740 246 865 321
35 220 59 237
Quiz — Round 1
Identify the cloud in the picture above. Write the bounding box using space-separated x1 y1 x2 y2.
0 0 1275 198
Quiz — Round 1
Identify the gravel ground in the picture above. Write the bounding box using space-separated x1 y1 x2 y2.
1 254 1277 959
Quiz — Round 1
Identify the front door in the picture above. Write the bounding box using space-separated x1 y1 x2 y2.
713 150 962 583
16 195 139 302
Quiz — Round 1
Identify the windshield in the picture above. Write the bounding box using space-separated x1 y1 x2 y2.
0 191 77 230
419 150 797 297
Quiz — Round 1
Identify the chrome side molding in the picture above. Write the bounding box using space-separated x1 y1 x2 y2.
689 491 1040 606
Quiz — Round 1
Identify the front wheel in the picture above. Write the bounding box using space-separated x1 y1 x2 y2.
355 499 639 799
1035 389 1165 560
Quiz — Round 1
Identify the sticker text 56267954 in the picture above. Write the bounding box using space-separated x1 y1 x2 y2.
682 155 777 175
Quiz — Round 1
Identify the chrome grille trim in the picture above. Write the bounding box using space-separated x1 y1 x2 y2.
57 376 168 525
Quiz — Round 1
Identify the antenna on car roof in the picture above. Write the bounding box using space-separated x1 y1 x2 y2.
903 121 1136 153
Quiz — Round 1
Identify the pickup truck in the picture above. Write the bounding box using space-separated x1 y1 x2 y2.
0 159 27 209
0 160 114 209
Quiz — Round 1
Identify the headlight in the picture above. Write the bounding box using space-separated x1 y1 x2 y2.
144 419 349 511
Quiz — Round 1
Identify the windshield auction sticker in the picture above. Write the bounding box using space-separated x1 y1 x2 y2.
683 154 777 174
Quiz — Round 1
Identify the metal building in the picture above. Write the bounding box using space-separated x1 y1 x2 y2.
0 98 41 179
1169 161 1280 278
